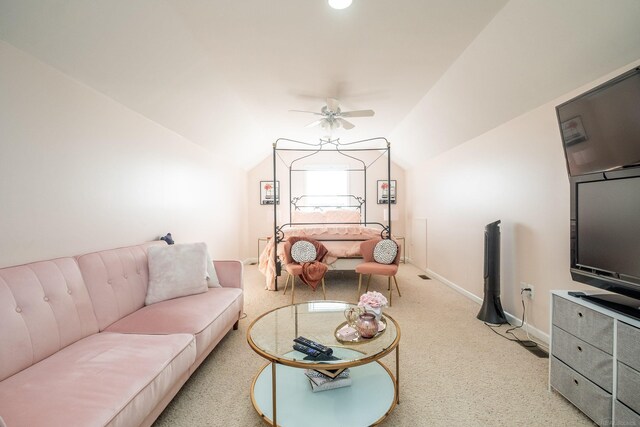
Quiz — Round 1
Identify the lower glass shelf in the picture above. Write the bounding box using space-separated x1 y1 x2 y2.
251 361 396 426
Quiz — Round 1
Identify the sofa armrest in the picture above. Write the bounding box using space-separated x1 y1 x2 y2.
213 260 243 290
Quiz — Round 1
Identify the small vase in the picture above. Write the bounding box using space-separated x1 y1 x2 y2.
364 305 382 322
344 307 365 327
356 313 378 339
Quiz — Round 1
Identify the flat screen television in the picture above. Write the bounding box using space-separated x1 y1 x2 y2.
557 67 640 177
559 67 640 318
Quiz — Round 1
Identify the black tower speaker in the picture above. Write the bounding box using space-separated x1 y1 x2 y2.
477 220 507 324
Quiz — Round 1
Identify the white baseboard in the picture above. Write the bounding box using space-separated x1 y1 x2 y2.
426 269 483 304
425 268 550 346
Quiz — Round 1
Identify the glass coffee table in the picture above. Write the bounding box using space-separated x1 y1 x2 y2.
247 301 400 426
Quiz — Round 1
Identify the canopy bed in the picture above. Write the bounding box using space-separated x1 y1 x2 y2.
259 137 396 291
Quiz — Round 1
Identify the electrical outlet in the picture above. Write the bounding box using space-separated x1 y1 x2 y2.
520 283 534 300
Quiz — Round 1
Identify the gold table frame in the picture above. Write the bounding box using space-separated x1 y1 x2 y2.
247 301 401 426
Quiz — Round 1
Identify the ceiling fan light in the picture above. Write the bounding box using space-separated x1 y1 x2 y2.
328 0 352 10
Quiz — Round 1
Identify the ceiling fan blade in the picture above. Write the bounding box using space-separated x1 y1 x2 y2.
289 109 323 115
340 109 375 118
326 97 340 113
337 118 355 130
305 119 326 128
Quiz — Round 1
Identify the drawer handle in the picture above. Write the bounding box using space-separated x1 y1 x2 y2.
577 312 583 318
577 346 582 352
573 379 579 386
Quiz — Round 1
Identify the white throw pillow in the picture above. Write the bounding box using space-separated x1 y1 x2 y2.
373 239 398 264
206 252 221 288
291 240 316 263
145 242 209 305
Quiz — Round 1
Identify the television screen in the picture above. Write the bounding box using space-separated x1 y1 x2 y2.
558 68 640 177
576 177 640 281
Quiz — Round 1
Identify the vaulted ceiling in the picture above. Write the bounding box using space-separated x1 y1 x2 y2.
1 1 639 170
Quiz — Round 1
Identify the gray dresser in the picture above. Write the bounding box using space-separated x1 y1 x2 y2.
549 291 640 427
550 291 640 426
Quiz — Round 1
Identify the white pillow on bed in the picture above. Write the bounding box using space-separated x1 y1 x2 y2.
145 242 209 305
292 210 325 224
325 209 361 224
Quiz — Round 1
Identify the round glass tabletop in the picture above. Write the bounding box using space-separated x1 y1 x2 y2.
247 300 400 369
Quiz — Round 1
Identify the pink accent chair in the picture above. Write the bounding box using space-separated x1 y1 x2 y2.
282 240 326 304
355 238 402 306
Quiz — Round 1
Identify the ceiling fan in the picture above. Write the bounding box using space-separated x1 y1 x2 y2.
290 98 374 130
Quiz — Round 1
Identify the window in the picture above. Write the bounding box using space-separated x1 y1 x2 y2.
304 166 349 208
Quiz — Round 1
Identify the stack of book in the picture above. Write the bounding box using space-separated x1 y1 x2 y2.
304 368 351 393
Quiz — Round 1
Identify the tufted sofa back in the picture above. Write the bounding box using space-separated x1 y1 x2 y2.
0 258 99 381
76 241 164 331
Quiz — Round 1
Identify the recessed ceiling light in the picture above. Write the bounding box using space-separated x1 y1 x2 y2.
328 0 352 10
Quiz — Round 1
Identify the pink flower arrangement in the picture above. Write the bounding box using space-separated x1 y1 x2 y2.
358 291 388 308
264 183 273 191
381 182 389 190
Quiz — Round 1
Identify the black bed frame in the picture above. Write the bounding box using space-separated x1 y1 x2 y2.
271 137 394 290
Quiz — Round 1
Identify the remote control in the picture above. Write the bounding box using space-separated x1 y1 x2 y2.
294 336 333 356
293 343 322 358
308 353 340 362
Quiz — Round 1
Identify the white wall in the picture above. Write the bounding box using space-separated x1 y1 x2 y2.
392 0 640 168
405 59 640 339
0 41 247 267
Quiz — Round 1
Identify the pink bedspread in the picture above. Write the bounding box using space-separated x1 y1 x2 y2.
259 225 383 290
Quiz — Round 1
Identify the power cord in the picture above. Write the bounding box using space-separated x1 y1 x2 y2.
484 288 539 348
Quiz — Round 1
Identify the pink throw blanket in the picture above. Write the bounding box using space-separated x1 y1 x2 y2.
287 237 328 290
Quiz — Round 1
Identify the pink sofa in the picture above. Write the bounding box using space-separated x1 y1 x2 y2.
0 242 243 427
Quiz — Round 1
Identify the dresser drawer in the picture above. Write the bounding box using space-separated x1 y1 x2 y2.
614 400 640 427
552 295 613 354
551 357 612 426
617 322 640 372
617 362 640 415
552 326 613 392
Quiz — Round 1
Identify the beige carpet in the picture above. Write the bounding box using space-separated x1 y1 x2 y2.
153 263 593 427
